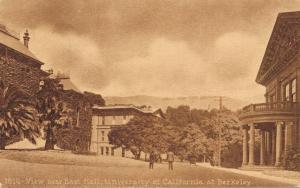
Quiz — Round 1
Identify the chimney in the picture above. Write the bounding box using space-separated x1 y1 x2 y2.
23 29 30 48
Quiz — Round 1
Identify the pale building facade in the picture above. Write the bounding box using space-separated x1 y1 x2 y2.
90 105 164 157
239 12 300 167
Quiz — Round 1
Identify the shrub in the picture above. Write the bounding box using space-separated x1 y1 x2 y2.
283 147 300 171
54 127 90 152
221 142 243 168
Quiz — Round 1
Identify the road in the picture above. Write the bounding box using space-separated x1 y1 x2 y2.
0 158 291 188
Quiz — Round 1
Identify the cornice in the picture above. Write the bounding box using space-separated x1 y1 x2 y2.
256 12 300 85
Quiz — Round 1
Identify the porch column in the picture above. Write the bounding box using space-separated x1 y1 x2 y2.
285 122 294 155
271 129 276 165
275 122 282 166
260 130 265 165
242 127 248 165
249 123 255 165
266 131 270 154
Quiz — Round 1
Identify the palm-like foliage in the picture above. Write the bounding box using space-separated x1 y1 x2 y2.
36 78 70 150
0 81 40 149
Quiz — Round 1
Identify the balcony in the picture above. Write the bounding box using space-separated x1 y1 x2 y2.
239 102 300 124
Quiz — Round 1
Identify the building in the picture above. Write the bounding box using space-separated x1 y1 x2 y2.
239 12 300 167
90 105 164 157
0 24 107 152
49 75 105 152
0 24 49 95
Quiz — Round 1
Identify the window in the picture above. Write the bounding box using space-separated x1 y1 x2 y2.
92 116 99 126
101 131 105 142
101 147 104 155
284 78 297 102
112 116 116 125
269 94 275 103
268 94 275 109
292 78 296 102
123 115 127 124
102 116 105 125
106 147 109 155
285 83 290 101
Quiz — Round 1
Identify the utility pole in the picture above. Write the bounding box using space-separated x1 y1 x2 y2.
218 97 222 166
217 97 226 166
213 96 226 111
212 96 228 166
219 96 223 110
218 128 221 166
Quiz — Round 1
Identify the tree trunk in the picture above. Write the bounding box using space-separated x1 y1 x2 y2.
0 134 5 150
136 150 141 160
45 125 55 150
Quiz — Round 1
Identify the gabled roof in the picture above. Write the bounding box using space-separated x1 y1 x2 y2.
59 79 81 92
0 25 43 65
256 11 300 85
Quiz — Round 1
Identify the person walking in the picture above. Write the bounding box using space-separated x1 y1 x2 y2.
149 151 155 169
167 150 174 170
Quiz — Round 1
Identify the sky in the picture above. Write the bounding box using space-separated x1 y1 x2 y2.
1 0 300 101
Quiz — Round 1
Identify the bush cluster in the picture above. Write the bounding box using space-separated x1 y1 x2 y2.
283 148 300 171
54 127 90 152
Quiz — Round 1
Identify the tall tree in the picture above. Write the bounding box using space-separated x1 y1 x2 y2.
202 109 240 166
0 81 40 149
36 78 69 150
173 123 209 161
83 91 105 106
165 105 192 126
165 106 241 166
108 115 174 159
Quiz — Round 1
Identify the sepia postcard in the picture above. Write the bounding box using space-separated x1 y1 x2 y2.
0 0 300 187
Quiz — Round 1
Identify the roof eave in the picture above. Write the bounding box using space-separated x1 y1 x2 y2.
0 43 44 65
255 73 265 86
255 13 283 87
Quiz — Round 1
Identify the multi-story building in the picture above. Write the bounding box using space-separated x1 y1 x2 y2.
49 76 106 152
239 12 300 167
0 24 49 95
90 105 164 157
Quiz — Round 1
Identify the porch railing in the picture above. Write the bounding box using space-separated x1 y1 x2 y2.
242 102 300 113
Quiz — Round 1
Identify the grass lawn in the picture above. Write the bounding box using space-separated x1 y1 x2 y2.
0 149 145 168
0 150 292 188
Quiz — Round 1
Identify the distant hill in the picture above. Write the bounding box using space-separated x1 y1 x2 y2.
104 95 249 111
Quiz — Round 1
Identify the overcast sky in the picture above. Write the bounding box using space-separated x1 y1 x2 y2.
1 0 300 101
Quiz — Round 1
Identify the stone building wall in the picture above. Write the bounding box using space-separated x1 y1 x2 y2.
0 45 47 95
56 90 93 152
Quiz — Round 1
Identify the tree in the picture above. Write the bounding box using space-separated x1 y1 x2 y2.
201 109 241 166
0 81 40 149
168 122 213 163
190 109 210 125
165 105 192 126
108 115 174 159
36 78 69 150
83 91 105 106
164 105 242 166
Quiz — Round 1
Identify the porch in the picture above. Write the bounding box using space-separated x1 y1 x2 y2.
239 102 300 167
